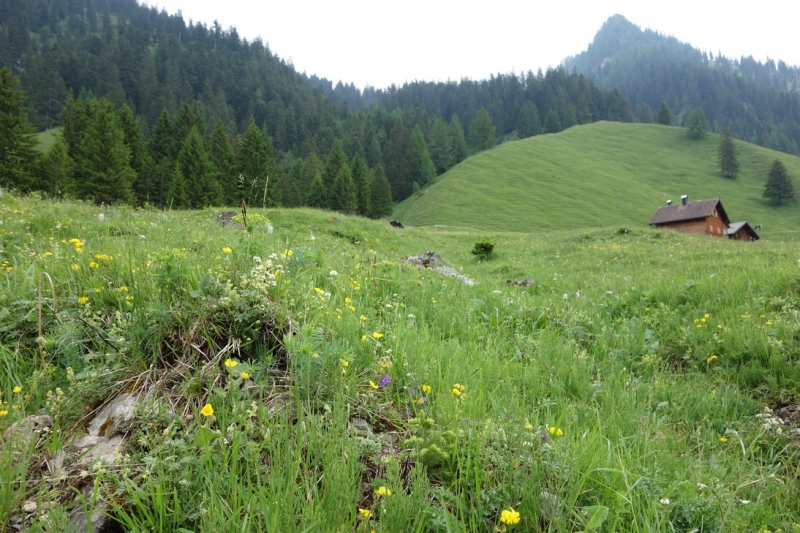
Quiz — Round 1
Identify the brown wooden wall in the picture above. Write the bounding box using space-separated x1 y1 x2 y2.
705 214 727 237
655 216 727 237
729 228 755 241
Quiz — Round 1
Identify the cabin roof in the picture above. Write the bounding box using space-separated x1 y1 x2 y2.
649 198 730 226
724 221 760 240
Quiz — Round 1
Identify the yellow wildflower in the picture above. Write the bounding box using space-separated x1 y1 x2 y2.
421 384 432 394
200 403 214 417
374 486 392 497
314 287 324 294
358 508 371 519
284 249 293 256
77 296 89 305
43 252 52 258
372 331 384 339
0 410 7 417
240 372 250 380
500 508 520 525
344 297 351 303
348 305 355 312
549 426 564 437
89 262 99 269
370 380 379 389
451 388 462 397
706 355 718 364
340 359 349 367
525 423 533 431
71 264 80 271
361 335 367 341
13 386 22 394
360 315 367 321
118 286 128 292
312 353 320 358
222 247 232 254
225 359 238 368
453 383 466 392
719 437 728 443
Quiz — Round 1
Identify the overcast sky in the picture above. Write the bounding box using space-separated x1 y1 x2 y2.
147 0 800 89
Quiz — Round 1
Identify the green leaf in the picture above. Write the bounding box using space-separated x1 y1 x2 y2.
193 425 220 447
581 505 609 530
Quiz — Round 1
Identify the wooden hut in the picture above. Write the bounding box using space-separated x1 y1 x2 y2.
724 221 760 241
649 196 730 237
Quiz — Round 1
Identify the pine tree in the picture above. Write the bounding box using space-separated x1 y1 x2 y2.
237 117 279 207
763 159 794 205
330 164 357 214
0 66 37 190
543 109 562 134
516 101 541 138
411 124 435 186
384 121 416 201
73 98 135 204
639 104 654 124
469 108 496 151
208 121 237 204
118 104 149 204
177 127 222 208
306 172 328 209
323 139 348 199
686 107 707 139
428 118 454 174
718 128 740 178
166 163 190 209
148 109 175 207
449 114 468 164
369 164 393 219
351 154 371 217
38 135 74 198
657 101 673 126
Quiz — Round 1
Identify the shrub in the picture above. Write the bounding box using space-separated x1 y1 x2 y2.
471 238 495 259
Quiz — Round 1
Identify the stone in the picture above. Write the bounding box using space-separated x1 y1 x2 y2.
73 435 124 468
87 393 137 437
70 486 111 533
22 501 37 513
2 415 53 449
402 252 478 285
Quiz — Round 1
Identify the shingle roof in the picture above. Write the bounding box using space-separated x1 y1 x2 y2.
724 221 760 240
649 198 730 226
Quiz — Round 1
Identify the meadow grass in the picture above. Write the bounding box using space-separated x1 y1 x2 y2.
0 193 798 532
33 127 62 153
394 122 800 241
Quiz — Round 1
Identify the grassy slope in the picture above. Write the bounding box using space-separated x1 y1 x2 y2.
34 126 62 152
394 122 800 240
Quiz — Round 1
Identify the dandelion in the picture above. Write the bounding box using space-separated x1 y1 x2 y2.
361 335 367 341
225 359 238 368
500 508 520 525
222 247 232 254
314 287 324 294
358 508 372 519
348 305 356 312
372 332 384 339
13 386 22 394
77 296 89 305
118 286 128 292
43 252 52 258
719 437 728 443
200 403 214 417
374 486 392 497
549 426 564 437
311 353 320 358
240 372 251 380
421 384 432 394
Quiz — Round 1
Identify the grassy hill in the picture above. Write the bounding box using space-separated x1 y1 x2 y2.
394 122 800 240
34 127 62 152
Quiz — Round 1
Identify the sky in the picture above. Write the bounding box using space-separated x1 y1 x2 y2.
147 0 800 89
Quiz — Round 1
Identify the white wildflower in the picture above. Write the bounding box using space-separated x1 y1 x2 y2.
659 498 670 505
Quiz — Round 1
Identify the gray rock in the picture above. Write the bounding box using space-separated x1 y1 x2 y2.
73 435 124 467
2 415 53 449
87 393 137 437
69 486 110 533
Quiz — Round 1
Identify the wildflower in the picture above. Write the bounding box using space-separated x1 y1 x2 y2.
118 286 128 292
421 384 432 394
500 508 520 525
284 249 293 257
240 372 251 380
200 403 214 417
345 297 351 303
314 287 324 294
453 383 466 393
697 483 708 490
77 296 89 305
222 247 232 254
706 355 718 364
361 335 367 341
89 262 99 269
330 270 338 276
43 252 52 258
225 359 238 368
660 498 670 505
71 264 80 271
549 426 564 437
378 374 391 388
13 386 22 394
451 387 462 397
370 380 379 389
0 410 7 417
719 437 728 443
372 332 384 339
340 359 349 368
348 305 355 312
525 423 533 431
311 353 320 358
360 315 367 321
358 508 371 519
374 486 392 497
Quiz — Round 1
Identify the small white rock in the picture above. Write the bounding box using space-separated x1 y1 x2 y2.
97 213 105 222
659 498 670 505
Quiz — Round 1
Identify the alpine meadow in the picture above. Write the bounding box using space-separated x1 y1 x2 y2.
1 1 800 532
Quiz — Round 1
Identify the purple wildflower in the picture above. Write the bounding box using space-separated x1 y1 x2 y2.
407 387 415 395
541 433 550 441
378 374 391 388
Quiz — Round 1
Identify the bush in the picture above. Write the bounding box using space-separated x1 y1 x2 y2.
471 238 495 259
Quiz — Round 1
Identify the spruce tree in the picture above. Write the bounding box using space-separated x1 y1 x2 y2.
657 101 673 126
384 122 415 202
74 98 135 204
118 104 148 204
516 101 541 138
237 117 279 207
0 66 37 190
469 108 496 151
686 107 707 139
351 154 371 217
763 159 794 205
323 139 348 199
148 109 175 207
428 118 454 174
369 164 393 219
166 163 190 209
208 121 237 204
543 109 562 134
177 127 221 208
411 124 435 186
718 128 739 178
449 114 468 164
330 164 357 214
38 135 73 198
306 172 328 209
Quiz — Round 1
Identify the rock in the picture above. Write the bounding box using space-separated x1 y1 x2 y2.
402 252 478 285
435 266 478 286
73 435 124 468
70 486 111 533
2 415 53 449
349 418 373 435
48 450 67 477
87 393 137 437
507 278 534 287
22 501 37 513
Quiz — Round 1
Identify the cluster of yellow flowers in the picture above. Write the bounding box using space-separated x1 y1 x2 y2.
451 383 466 397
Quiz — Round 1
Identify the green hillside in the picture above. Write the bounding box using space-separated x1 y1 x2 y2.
394 122 800 240
34 127 61 152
